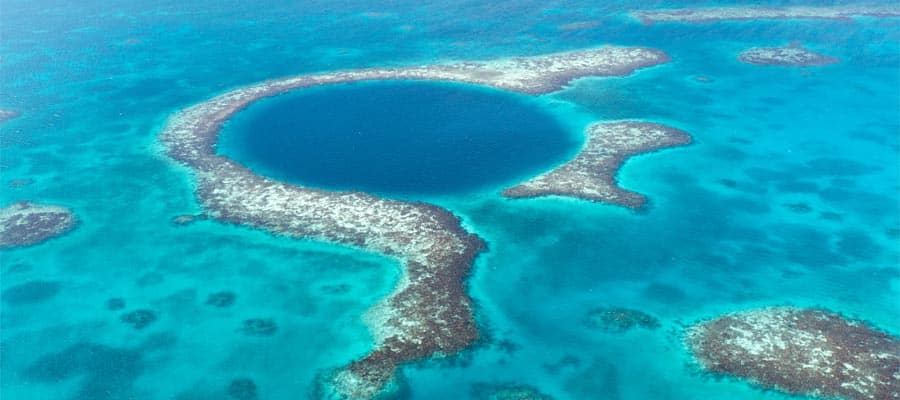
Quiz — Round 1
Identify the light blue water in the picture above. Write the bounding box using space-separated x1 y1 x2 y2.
1 1 898 400
218 80 579 197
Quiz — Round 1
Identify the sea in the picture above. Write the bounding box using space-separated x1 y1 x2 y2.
1 1 897 399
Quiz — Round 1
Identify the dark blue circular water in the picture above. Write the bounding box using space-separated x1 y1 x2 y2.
218 80 579 196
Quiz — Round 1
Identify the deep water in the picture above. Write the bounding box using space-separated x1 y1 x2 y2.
218 81 580 197
1 1 898 400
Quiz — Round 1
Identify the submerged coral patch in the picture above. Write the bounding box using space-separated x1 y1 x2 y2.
585 307 661 333
172 213 206 226
23 342 144 400
686 307 900 400
120 310 158 330
206 291 237 308
106 298 126 311
227 378 258 400
2 280 61 305
240 318 278 337
0 201 77 248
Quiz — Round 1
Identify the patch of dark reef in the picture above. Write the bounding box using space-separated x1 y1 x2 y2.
240 318 278 337
120 309 158 330
23 342 144 400
783 202 813 214
106 298 126 311
320 284 352 295
718 178 738 188
173 213 207 226
585 307 661 333
227 378 259 400
206 291 237 308
2 280 61 305
543 355 582 375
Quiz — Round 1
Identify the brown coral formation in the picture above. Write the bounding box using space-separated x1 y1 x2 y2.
503 122 691 208
631 5 900 25
686 307 900 400
0 201 76 248
738 44 839 66
159 47 669 398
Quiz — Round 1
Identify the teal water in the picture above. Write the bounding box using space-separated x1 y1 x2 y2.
1 1 898 400
218 81 579 197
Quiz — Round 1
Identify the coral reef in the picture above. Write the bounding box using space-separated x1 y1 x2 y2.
2 280 61 305
159 47 670 399
227 378 258 400
784 202 813 213
585 307 661 333
503 122 691 208
471 383 554 400
0 201 77 248
120 309 158 330
206 291 237 307
173 213 207 226
320 284 352 295
686 307 900 400
631 6 900 25
23 341 143 400
738 44 839 66
106 298 126 311
240 318 278 337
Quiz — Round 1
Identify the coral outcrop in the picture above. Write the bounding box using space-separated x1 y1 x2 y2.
503 122 690 208
686 307 900 400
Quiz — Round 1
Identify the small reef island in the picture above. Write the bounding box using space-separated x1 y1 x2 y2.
738 43 839 67
631 5 900 24
160 46 680 399
503 122 690 208
0 201 76 248
686 307 900 400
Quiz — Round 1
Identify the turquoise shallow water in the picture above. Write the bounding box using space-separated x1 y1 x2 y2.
1 1 898 399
